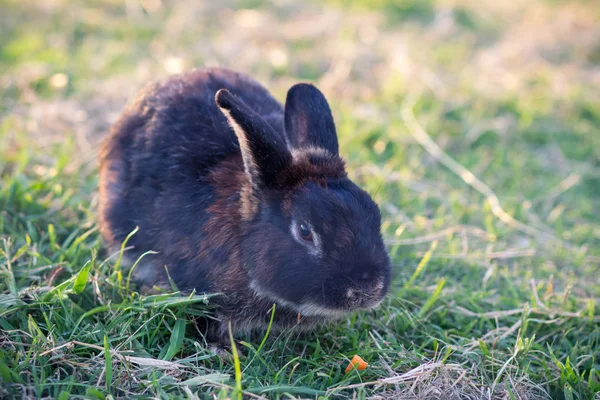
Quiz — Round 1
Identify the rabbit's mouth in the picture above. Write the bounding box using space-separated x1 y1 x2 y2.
340 279 388 310
295 287 386 317
249 279 387 317
295 302 353 317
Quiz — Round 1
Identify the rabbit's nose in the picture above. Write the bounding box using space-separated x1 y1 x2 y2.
346 288 361 305
367 278 386 301
374 278 384 295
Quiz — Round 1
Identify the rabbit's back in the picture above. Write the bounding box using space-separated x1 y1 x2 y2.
98 68 283 285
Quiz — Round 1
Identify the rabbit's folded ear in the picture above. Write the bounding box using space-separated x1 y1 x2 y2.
284 83 339 155
216 89 292 189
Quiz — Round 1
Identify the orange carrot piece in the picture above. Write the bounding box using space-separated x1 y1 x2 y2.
345 354 368 374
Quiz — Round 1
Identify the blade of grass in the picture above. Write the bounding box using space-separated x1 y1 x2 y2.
103 335 113 392
419 277 446 317
125 250 158 292
73 258 93 294
0 239 17 295
114 226 139 286
404 240 438 289
243 303 276 372
229 321 243 400
163 319 186 361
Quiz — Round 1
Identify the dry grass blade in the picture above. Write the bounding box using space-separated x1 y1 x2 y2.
400 93 547 239
385 226 493 245
40 340 186 370
121 355 183 369
418 249 536 260
329 362 462 392
455 306 600 322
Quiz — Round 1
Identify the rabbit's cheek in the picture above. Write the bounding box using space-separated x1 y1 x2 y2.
248 280 302 311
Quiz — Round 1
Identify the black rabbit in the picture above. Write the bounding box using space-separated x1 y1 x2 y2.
98 68 391 341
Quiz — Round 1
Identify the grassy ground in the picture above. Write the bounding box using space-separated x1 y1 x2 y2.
1 0 599 398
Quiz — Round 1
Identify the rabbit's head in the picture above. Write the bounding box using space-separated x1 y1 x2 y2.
215 84 390 317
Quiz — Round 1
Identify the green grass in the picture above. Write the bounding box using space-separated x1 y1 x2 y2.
1 0 599 398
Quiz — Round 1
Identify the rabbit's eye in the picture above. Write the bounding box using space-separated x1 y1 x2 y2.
298 223 313 241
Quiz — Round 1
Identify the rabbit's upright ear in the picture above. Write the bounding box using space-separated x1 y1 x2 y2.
216 89 292 189
284 83 339 155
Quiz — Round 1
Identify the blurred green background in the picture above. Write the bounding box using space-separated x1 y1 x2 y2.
1 0 599 399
